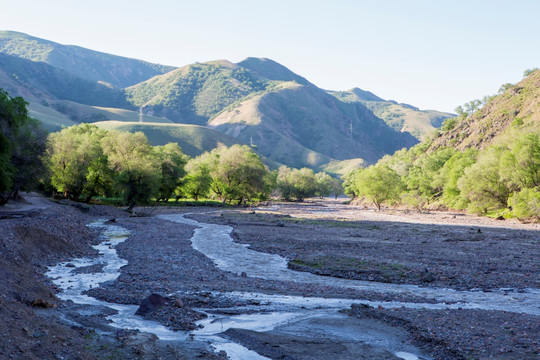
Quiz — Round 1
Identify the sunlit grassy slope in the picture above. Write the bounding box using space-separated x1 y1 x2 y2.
94 121 243 157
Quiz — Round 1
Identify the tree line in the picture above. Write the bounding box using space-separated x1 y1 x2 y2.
46 124 341 208
343 129 540 220
0 90 341 207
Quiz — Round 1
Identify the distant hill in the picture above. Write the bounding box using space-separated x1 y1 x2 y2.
0 53 130 109
0 31 452 170
125 60 275 124
94 121 243 157
0 30 175 87
237 57 310 85
210 81 418 168
330 88 454 139
428 69 540 151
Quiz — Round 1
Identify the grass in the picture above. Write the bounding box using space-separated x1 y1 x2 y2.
94 121 242 157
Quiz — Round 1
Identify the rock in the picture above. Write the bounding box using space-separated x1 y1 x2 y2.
174 298 184 308
31 298 56 308
277 221 285 227
65 263 76 268
135 293 168 315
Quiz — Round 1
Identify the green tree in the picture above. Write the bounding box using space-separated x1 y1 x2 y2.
47 124 109 201
276 166 319 201
0 89 46 204
354 165 403 210
458 147 513 213
208 145 270 203
439 148 478 209
102 131 159 210
510 188 540 220
154 143 187 204
182 154 213 200
314 172 334 198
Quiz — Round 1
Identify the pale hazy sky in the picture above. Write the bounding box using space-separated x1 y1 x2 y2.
1 0 539 112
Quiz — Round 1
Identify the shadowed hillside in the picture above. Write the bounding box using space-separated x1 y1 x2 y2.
330 88 454 139
0 30 175 87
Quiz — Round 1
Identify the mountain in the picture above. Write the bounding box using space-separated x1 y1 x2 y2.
0 31 447 169
209 80 418 167
237 57 310 85
125 60 274 124
330 88 454 139
0 30 175 87
127 57 417 167
428 69 540 151
0 53 130 109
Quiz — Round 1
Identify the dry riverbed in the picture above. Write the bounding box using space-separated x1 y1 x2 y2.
1 196 538 359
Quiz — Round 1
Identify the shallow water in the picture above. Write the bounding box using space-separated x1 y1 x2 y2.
46 217 434 359
159 213 540 316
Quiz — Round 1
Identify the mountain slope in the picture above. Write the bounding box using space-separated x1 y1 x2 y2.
210 81 418 168
0 53 130 108
237 57 310 85
94 121 243 157
330 88 454 139
0 30 175 87
125 60 275 124
428 69 540 151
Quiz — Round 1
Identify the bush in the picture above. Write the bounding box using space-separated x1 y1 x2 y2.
510 188 540 220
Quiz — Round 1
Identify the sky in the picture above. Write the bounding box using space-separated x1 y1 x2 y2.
1 0 539 113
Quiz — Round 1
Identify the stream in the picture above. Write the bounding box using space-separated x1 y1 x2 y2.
46 214 540 360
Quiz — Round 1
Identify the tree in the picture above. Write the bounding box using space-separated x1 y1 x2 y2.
182 154 213 200
354 165 403 210
0 89 46 204
276 166 319 201
154 143 187 204
314 172 333 198
208 145 270 203
458 146 513 213
523 68 538 77
439 148 478 209
342 169 362 198
102 131 159 211
510 188 540 220
47 124 109 201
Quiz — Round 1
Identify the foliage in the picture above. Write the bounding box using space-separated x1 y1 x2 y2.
206 145 271 203
47 124 110 201
509 188 540 220
275 166 333 201
102 131 160 210
351 165 403 210
0 89 46 203
154 143 187 203
181 154 213 201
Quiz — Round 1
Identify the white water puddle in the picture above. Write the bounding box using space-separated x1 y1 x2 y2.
159 213 540 316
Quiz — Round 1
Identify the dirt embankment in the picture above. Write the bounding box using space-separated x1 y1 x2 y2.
0 197 122 359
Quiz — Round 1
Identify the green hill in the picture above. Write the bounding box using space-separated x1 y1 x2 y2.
0 53 130 109
0 30 175 87
93 121 243 157
210 81 418 168
330 88 454 139
428 69 540 152
237 57 310 85
125 60 275 124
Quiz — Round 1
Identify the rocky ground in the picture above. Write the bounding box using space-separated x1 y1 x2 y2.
1 196 539 359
